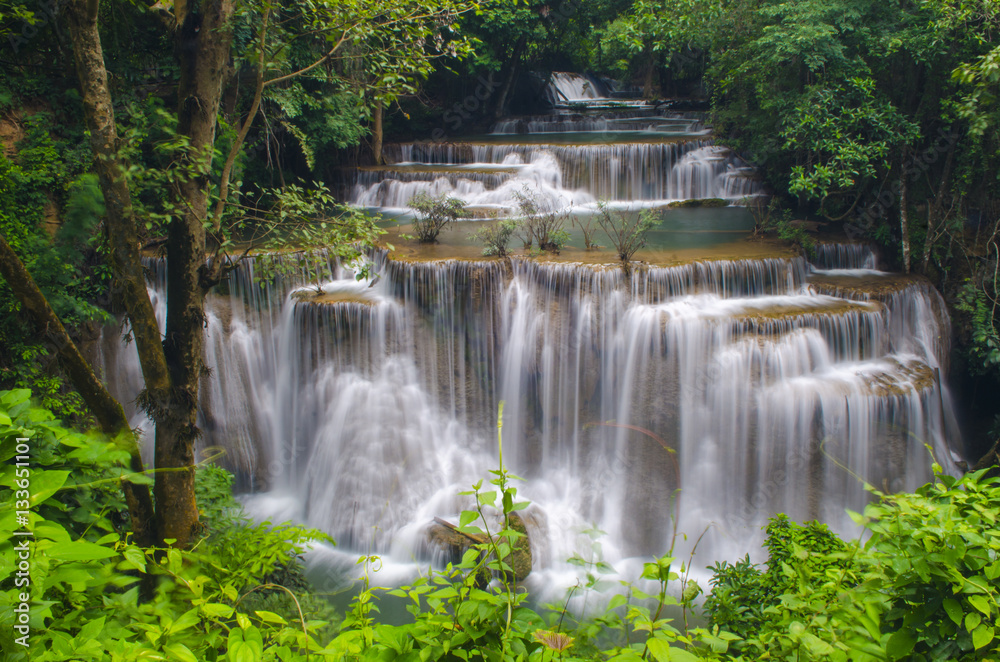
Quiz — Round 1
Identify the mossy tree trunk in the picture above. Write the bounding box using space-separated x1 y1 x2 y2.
0 233 156 546
65 0 235 548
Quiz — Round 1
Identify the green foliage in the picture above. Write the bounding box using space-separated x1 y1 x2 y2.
860 467 1000 660
0 389 337 661
706 468 1000 661
747 197 816 257
595 203 660 265
4 390 1000 662
408 192 467 243
511 190 570 254
474 219 519 257
955 279 1000 374
0 115 110 422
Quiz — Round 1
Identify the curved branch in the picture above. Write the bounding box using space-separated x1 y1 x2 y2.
210 6 271 233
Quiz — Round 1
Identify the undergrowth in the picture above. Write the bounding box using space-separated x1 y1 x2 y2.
2 391 999 661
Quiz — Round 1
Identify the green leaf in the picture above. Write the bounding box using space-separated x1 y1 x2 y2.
165 644 199 662
255 610 287 624
169 607 201 635
29 470 70 506
974 625 995 650
969 595 991 616
202 603 235 619
887 631 916 660
648 638 699 662
943 598 962 625
123 546 146 571
46 539 117 561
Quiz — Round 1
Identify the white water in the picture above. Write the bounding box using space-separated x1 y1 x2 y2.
352 141 762 211
97 247 960 600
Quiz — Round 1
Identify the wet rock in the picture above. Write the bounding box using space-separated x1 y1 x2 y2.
427 513 533 582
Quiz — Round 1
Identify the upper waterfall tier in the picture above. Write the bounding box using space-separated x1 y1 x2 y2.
543 72 652 109
352 141 762 210
491 112 708 135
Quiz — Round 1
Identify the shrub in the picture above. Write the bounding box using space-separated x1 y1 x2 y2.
595 202 660 265
572 213 601 250
407 192 466 243
474 219 519 257
512 190 570 253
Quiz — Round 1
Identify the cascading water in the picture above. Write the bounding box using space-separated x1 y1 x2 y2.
97 78 963 603
352 140 762 211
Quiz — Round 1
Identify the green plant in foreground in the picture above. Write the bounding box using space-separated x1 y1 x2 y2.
0 388 336 661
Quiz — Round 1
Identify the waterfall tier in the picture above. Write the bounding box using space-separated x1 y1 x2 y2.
97 249 961 583
353 141 761 210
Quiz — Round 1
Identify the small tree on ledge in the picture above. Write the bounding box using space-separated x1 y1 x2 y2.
408 192 467 242
595 202 660 269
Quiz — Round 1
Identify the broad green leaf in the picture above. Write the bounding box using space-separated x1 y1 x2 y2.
46 540 117 561
943 598 962 625
123 546 146 572
969 595 991 616
886 631 915 660
29 470 70 506
164 643 199 662
974 624 995 650
255 610 287 624
168 607 200 635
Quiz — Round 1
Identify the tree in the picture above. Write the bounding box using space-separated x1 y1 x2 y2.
0 0 472 548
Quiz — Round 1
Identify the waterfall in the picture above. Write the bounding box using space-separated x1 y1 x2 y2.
354 141 761 209
94 79 964 597
546 72 606 103
97 248 961 592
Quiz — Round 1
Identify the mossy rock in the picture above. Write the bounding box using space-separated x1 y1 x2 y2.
503 513 533 582
666 198 728 208
426 513 533 583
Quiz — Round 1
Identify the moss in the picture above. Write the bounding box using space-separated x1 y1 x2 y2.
666 198 729 208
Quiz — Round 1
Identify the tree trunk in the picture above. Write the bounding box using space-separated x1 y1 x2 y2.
493 34 527 120
65 0 173 546
372 101 384 165
152 0 236 547
643 45 656 99
922 138 956 273
68 0 236 548
65 0 171 399
900 160 911 273
0 233 156 546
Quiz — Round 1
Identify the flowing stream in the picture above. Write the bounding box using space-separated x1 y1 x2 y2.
98 73 962 602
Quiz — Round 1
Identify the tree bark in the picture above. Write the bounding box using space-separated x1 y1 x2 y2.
493 34 527 120
67 0 236 548
152 0 236 547
0 233 155 546
64 0 171 400
900 159 911 274
372 100 384 165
